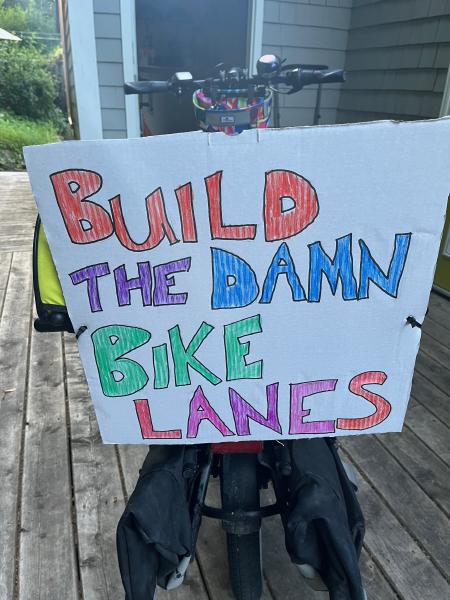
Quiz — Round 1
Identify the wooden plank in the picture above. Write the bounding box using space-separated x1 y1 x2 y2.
419 331 450 371
0 173 36 254
0 251 33 600
411 370 450 426
116 444 146 501
64 333 126 600
358 549 399 600
414 349 450 401
377 429 450 517
118 445 210 600
427 293 450 332
19 327 79 599
342 460 450 600
0 252 12 313
404 398 450 465
342 435 450 577
423 314 450 348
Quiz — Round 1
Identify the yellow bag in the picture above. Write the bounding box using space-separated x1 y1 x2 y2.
33 216 73 332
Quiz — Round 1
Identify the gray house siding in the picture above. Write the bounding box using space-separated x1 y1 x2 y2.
262 0 353 126
93 0 127 138
337 0 450 122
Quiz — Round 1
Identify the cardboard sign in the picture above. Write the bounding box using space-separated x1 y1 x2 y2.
24 119 450 444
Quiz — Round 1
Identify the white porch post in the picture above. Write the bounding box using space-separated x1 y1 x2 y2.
439 61 450 117
248 0 264 75
120 0 141 138
67 0 103 139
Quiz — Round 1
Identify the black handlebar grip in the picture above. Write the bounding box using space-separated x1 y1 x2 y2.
317 69 346 84
124 80 170 95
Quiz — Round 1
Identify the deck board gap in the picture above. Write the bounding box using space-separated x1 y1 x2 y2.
13 286 34 600
61 333 84 600
360 543 402 600
0 252 13 321
114 444 129 505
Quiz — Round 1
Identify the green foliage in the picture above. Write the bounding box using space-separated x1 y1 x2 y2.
0 0 57 39
0 109 59 169
0 42 61 121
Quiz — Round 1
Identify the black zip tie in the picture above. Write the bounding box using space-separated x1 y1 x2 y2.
406 316 422 329
76 325 88 339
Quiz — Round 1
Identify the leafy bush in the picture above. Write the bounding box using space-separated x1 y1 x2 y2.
0 110 59 170
0 42 60 121
0 0 57 39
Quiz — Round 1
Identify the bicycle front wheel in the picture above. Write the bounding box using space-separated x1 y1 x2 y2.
220 453 262 600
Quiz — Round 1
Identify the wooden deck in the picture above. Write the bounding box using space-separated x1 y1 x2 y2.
0 171 449 600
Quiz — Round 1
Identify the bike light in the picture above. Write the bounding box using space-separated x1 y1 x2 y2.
173 71 193 82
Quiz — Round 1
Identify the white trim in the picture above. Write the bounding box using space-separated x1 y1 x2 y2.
120 0 140 138
247 0 264 75
439 61 450 117
67 0 102 140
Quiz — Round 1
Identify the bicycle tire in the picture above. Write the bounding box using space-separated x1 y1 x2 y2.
220 454 262 600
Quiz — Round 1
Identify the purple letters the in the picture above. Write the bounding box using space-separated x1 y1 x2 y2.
153 257 191 306
70 262 110 312
114 262 152 306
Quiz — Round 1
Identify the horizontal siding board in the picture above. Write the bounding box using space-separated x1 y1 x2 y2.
279 3 351 29
93 13 121 39
338 0 450 122
103 129 127 139
420 44 438 67
351 0 433 29
263 0 352 125
99 86 125 109
344 69 441 92
282 87 341 108
281 106 337 125
94 0 120 13
96 38 123 63
436 16 450 42
434 69 448 91
277 46 346 66
264 22 348 49
345 46 424 70
97 62 124 86
347 19 441 51
261 43 282 56
264 0 280 22
101 108 127 129
434 43 450 67
338 89 442 117
428 0 450 17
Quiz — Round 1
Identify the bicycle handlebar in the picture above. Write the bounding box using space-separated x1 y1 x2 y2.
124 80 171 95
124 67 345 97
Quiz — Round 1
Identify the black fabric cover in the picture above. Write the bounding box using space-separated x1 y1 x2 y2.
283 439 365 600
117 439 365 600
116 446 192 600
